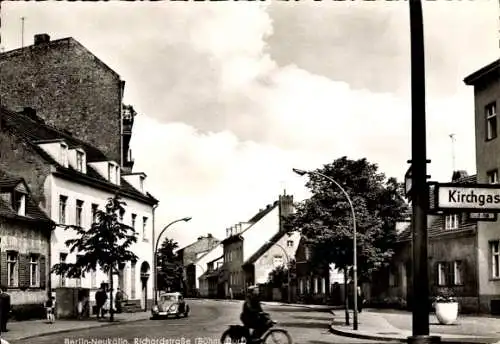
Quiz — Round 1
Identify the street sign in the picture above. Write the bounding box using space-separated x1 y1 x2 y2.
467 212 498 221
434 183 500 212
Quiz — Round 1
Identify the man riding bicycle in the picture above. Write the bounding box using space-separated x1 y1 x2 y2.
240 285 272 341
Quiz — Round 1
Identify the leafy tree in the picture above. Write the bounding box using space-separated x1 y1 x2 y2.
157 238 185 292
51 196 138 322
286 157 408 280
267 259 297 288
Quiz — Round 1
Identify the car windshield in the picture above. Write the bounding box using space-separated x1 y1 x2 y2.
160 295 177 302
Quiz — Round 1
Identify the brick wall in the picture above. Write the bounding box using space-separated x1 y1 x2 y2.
0 38 122 162
0 129 52 209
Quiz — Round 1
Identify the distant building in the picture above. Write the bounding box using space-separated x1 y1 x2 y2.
199 255 224 298
0 170 54 305
464 59 500 313
220 193 294 299
176 234 220 297
0 106 158 311
0 33 137 172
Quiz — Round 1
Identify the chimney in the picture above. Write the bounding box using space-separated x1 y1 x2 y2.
197 236 203 241
207 233 212 238
21 107 44 123
34 34 50 45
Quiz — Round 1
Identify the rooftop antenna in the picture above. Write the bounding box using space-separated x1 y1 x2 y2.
21 17 26 48
449 133 456 172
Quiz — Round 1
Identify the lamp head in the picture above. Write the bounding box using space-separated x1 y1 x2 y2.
183 217 192 222
292 168 308 176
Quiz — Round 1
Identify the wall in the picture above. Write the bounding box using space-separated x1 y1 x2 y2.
253 231 300 284
50 175 154 306
195 244 223 289
471 71 500 313
0 218 50 305
0 130 52 211
243 207 280 263
0 38 122 162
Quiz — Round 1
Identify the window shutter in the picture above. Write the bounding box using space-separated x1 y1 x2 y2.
40 255 46 289
19 253 29 288
0 251 7 287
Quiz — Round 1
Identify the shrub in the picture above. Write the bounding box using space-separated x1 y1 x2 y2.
11 303 46 321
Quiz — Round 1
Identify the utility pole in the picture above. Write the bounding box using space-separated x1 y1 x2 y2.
21 17 25 48
449 134 456 172
408 0 439 343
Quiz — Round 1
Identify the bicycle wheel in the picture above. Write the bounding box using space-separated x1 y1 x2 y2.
262 329 292 344
220 329 248 344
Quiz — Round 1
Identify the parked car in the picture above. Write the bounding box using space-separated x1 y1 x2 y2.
151 292 190 319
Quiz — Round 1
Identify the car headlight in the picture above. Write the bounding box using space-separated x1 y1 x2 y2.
152 305 159 313
169 304 178 312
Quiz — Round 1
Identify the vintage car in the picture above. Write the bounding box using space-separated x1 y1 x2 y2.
151 292 190 319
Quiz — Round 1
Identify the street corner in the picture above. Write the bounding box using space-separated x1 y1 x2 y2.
329 321 406 343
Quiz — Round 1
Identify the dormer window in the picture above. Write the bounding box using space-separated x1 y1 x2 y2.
60 143 68 167
12 191 26 216
76 150 84 172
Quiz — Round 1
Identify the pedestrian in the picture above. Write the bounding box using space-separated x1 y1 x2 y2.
45 295 55 323
115 288 123 313
0 285 11 332
77 294 84 319
95 285 107 319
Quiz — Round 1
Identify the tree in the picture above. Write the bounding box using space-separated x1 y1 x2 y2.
51 196 138 322
157 238 185 292
267 259 297 288
286 157 408 280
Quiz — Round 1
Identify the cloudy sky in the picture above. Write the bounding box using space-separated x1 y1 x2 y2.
1 1 498 248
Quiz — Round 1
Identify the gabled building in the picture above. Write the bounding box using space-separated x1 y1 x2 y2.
0 106 158 311
199 255 224 298
176 234 220 296
0 33 137 172
465 59 500 314
370 171 480 313
0 170 54 306
220 193 294 299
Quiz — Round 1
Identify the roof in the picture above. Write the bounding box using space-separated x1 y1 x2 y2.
221 202 278 245
463 58 500 86
0 106 158 205
399 174 477 242
0 36 120 79
242 230 290 266
0 170 53 224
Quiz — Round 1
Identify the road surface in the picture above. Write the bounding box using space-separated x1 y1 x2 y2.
12 300 382 344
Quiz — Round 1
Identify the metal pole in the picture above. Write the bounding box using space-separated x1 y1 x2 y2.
408 1 437 343
153 217 191 305
21 17 25 48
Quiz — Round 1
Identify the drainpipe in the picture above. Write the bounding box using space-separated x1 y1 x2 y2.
152 203 158 308
47 223 55 299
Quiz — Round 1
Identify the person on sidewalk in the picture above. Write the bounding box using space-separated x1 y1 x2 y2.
0 286 11 332
45 296 55 323
115 288 123 313
95 286 107 319
77 294 84 320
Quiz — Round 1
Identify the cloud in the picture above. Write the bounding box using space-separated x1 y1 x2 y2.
0 2 495 246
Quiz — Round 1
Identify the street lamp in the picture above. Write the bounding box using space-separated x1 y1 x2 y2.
154 217 192 305
293 168 359 331
269 241 291 304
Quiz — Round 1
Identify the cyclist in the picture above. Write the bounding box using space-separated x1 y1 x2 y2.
240 285 272 342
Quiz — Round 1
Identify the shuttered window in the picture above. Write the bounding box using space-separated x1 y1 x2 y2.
7 251 18 287
29 254 39 287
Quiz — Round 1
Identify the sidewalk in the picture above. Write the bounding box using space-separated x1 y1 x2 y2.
0 311 150 342
330 309 500 344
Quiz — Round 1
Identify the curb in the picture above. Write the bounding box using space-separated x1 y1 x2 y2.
4 316 150 341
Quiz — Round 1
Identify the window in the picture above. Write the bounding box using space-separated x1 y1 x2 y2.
491 241 500 279
321 277 326 294
60 143 68 167
453 260 463 285
131 214 137 229
76 150 84 172
445 214 459 230
59 195 67 224
437 262 446 286
7 252 18 287
12 191 26 216
487 169 499 184
273 255 283 268
30 255 39 287
76 200 83 227
299 279 304 294
486 102 497 141
119 210 124 222
60 253 67 287
142 217 148 241
313 277 318 294
91 203 98 224
115 166 120 184
287 240 293 247
75 255 83 287
91 269 96 288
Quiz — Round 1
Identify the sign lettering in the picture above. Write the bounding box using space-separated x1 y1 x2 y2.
437 185 500 211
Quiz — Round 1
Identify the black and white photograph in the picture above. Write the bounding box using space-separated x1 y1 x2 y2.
0 1 499 344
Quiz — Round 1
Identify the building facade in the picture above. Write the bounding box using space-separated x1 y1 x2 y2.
0 171 54 306
465 59 500 313
0 106 158 311
199 255 224 298
0 33 136 172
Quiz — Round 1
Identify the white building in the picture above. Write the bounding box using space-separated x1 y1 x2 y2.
0 107 158 311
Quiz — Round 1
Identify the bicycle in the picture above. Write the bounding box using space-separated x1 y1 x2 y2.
220 315 292 344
